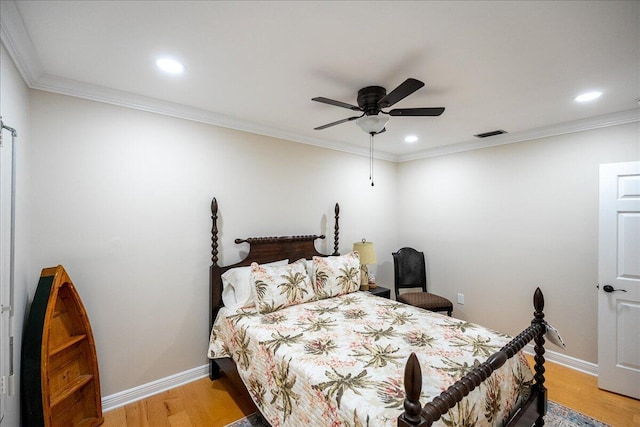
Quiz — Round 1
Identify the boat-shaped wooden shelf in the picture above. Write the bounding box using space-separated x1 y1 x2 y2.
22 265 103 427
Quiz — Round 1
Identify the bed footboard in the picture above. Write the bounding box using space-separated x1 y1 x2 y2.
398 288 547 427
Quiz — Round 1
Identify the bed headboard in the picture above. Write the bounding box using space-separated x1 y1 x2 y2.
209 198 341 326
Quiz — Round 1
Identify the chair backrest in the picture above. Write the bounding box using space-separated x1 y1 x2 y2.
392 247 427 299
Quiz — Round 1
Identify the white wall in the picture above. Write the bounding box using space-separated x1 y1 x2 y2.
15 64 640 402
397 122 639 363
0 42 31 427
27 90 398 396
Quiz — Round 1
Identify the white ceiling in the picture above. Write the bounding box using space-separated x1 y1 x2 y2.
2 0 639 161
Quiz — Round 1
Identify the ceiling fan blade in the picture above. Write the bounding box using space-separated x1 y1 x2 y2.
314 115 362 130
377 78 425 108
388 107 445 116
312 97 361 111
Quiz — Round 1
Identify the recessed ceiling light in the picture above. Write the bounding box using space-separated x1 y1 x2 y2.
156 57 185 74
404 135 418 143
575 91 602 102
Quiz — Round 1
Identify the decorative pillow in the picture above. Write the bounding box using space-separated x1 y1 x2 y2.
221 259 288 308
251 259 315 314
312 252 360 299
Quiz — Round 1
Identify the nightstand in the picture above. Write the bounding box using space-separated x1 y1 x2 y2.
364 285 391 299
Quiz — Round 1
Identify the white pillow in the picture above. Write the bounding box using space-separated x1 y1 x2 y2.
221 259 288 308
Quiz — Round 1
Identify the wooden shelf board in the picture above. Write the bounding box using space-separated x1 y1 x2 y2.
50 374 94 408
75 417 105 427
49 334 87 356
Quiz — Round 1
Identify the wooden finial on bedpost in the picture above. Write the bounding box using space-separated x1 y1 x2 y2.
398 352 426 427
211 198 219 266
333 203 340 256
533 287 544 320
532 287 547 425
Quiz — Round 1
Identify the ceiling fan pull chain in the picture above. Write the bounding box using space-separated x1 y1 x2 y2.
369 133 375 187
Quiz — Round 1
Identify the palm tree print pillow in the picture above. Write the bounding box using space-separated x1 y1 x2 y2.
251 259 315 314
312 252 360 299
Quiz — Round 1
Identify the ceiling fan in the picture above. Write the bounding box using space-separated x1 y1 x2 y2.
312 78 445 134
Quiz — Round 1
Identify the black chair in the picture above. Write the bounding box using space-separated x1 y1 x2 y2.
392 247 453 316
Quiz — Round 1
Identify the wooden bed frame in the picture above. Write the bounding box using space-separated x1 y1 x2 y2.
208 198 548 426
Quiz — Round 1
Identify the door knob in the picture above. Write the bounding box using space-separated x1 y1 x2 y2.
602 284 627 293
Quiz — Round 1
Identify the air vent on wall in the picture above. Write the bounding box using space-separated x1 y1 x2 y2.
474 129 507 138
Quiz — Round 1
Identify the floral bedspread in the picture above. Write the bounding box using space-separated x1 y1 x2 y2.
208 292 533 427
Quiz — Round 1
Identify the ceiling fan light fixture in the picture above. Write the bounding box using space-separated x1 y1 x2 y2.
356 115 389 134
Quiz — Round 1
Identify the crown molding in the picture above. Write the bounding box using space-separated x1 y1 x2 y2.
33 73 397 161
2 0 636 164
0 0 42 86
0 1 391 161
24 71 640 165
398 108 640 162
26 69 640 164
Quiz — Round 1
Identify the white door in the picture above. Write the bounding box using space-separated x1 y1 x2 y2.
598 161 640 399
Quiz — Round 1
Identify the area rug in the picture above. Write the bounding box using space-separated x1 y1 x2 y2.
545 401 610 427
224 413 269 427
224 400 610 427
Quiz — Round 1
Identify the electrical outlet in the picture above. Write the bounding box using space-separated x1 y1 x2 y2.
457 293 465 304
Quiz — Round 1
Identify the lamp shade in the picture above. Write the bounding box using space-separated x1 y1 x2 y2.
353 240 377 265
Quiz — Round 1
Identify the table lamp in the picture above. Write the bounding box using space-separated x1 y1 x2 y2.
353 239 376 291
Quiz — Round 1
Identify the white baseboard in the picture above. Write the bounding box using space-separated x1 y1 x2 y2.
102 348 597 412
102 364 209 412
524 344 598 377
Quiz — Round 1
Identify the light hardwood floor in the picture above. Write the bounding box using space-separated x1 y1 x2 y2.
103 357 640 427
101 375 255 427
524 355 640 427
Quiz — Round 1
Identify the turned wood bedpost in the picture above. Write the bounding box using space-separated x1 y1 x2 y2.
209 197 221 380
398 353 424 426
532 287 547 426
211 198 219 266
333 203 340 256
